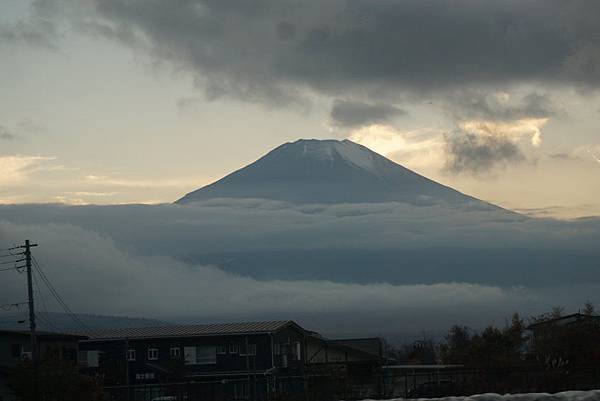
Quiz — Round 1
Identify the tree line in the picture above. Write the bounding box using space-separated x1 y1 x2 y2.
386 302 600 370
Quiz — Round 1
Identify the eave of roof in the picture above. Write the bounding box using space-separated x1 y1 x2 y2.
81 320 302 341
526 313 600 330
0 329 87 340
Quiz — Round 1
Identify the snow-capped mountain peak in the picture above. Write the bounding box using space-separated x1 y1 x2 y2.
298 139 378 175
176 138 492 207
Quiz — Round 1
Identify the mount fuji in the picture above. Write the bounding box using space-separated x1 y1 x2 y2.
176 139 495 208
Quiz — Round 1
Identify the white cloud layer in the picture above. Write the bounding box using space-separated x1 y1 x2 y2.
1 202 600 337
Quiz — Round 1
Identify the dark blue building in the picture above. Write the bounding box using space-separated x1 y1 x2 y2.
79 320 383 401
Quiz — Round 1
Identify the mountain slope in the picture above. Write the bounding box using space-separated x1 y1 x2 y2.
176 139 491 207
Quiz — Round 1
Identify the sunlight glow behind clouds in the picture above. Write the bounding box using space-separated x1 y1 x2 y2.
348 125 446 170
0 154 55 184
459 118 548 147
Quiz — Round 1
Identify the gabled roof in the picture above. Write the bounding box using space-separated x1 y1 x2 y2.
82 320 301 341
329 338 382 358
0 329 87 340
306 334 384 362
527 313 600 330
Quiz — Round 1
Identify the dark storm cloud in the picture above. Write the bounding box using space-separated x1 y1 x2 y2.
444 92 562 123
0 18 57 50
444 132 525 174
31 0 600 103
330 99 407 128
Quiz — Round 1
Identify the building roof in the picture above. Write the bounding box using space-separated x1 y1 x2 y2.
82 320 301 341
306 334 384 362
0 329 87 340
526 313 600 330
383 364 464 370
329 338 382 357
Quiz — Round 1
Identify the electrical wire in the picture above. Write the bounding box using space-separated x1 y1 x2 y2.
32 268 63 333
35 312 62 333
0 302 28 311
0 259 25 265
32 256 91 334
0 266 25 272
0 253 22 258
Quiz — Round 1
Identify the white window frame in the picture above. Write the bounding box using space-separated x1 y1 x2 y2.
229 344 239 354
147 348 159 361
126 349 136 361
170 347 181 359
216 344 227 355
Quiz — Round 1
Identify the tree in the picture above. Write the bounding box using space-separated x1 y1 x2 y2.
439 325 471 364
583 301 595 316
528 305 600 370
7 353 104 401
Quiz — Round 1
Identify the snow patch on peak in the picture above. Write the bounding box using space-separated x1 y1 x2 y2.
301 140 335 164
292 139 379 174
332 140 378 175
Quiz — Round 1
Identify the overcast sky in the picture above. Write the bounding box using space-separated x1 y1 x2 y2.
1 0 600 217
3 1 600 335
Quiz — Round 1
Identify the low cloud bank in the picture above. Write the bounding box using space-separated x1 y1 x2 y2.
0 221 530 334
1 203 600 337
1 201 599 255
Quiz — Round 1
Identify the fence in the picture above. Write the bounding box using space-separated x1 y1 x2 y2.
102 366 600 401
381 366 600 399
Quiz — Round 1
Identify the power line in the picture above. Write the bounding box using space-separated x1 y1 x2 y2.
35 312 61 333
0 252 23 258
0 258 25 265
32 256 91 334
32 269 62 333
0 302 28 311
0 266 25 272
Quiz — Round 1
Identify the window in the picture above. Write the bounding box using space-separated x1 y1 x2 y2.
197 346 217 364
274 343 281 355
294 342 301 360
147 348 158 361
126 349 136 361
11 344 22 358
241 344 256 356
229 344 239 354
184 346 216 365
217 344 227 354
170 347 181 359
79 350 99 367
78 351 87 366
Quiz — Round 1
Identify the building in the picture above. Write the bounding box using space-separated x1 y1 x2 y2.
526 313 600 332
0 329 85 401
305 335 384 400
79 320 383 401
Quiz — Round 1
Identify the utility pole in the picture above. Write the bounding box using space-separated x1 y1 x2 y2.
25 240 39 363
13 239 39 363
